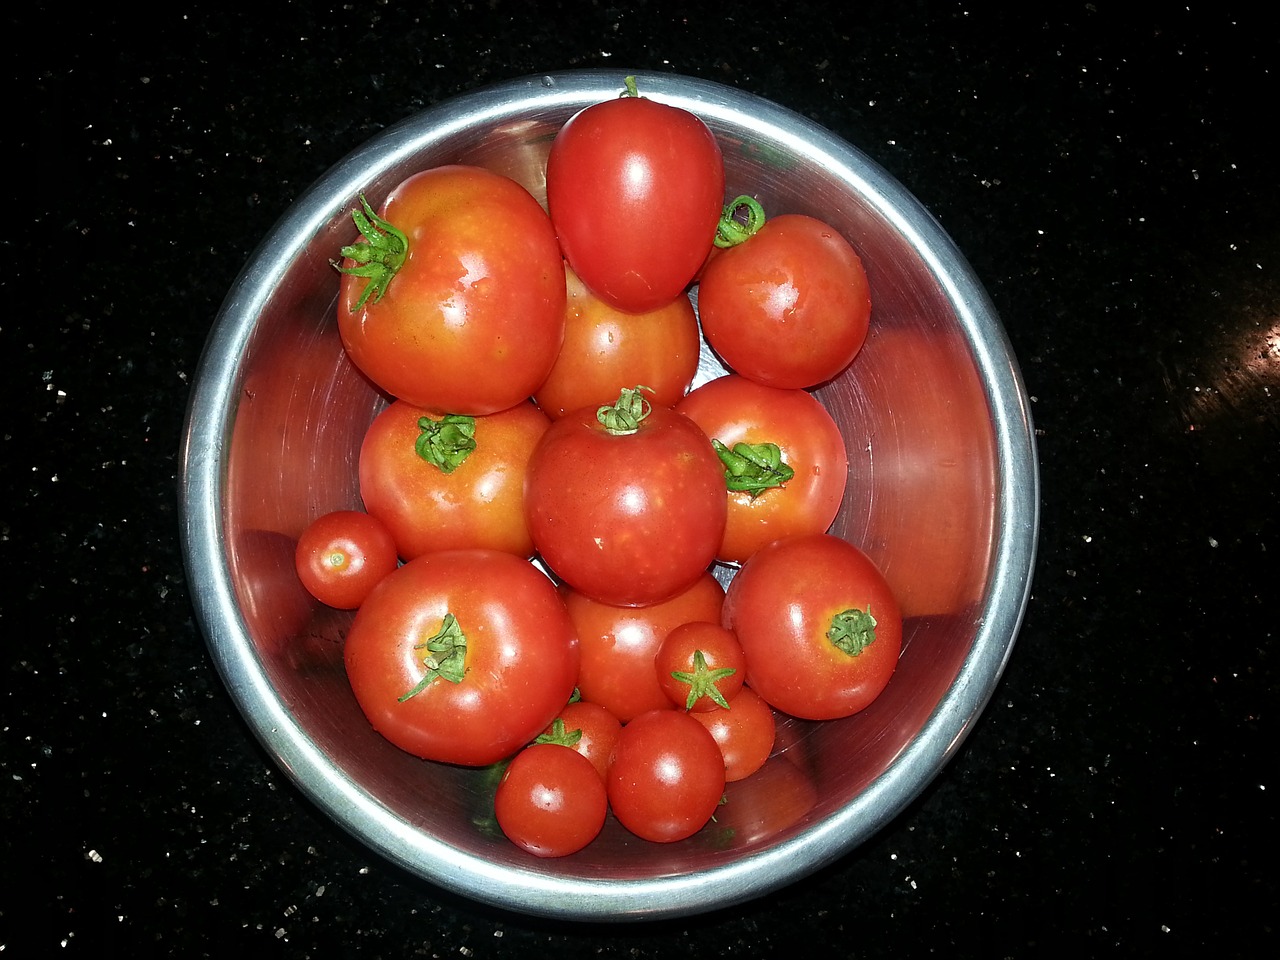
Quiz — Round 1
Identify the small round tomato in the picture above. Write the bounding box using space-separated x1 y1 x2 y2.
546 77 725 313
294 510 398 609
494 743 608 858
564 571 725 724
606 709 726 843
525 387 727 606
654 621 746 712
675 374 849 564
533 263 702 419
689 685 776 782
722 533 902 720
698 211 872 389
358 399 550 561
536 700 623 783
336 165 566 415
343 549 579 766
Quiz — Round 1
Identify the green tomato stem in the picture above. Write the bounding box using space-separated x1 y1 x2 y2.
334 195 409 310
597 386 653 435
534 718 584 748
415 414 477 473
714 195 768 249
670 649 737 711
827 607 878 657
399 613 467 700
712 439 795 498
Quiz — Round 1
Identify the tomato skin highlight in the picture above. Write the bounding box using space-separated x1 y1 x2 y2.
722 533 902 721
358 399 550 560
495 743 608 858
343 549 579 766
675 374 849 564
546 89 725 314
606 708 726 843
524 395 727 607
697 214 872 389
337 165 566 415
294 510 399 609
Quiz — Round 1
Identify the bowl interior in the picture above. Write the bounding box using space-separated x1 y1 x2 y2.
181 71 1037 920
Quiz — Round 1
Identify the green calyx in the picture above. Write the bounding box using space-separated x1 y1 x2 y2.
712 439 794 498
827 607 878 657
398 613 467 700
534 718 584 749
670 649 738 711
597 386 653 435
621 75 641 98
415 414 477 473
335 194 409 311
714 195 767 249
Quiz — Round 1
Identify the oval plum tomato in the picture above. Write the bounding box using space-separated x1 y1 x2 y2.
546 76 725 313
606 708 726 843
494 743 607 858
294 509 399 609
532 263 701 419
689 685 776 782
524 387 727 606
358 399 550 561
336 165 566 415
675 374 849 564
698 207 872 389
564 571 725 723
722 533 902 720
343 549 579 766
536 700 623 783
654 621 746 712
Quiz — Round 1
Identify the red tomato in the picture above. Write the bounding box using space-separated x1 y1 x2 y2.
564 572 725 723
546 77 725 313
697 213 872 389
722 533 902 720
343 549 579 766
358 399 550 561
336 165 566 415
524 387 727 606
689 685 776 782
654 620 746 712
675 374 849 564
536 700 623 783
606 709 726 843
494 743 607 858
533 263 702 418
293 510 399 609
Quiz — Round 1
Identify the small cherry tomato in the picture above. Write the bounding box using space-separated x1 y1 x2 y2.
607 709 726 843
689 685 776 782
336 165 566 415
675 374 848 564
654 621 747 712
536 700 623 783
494 743 608 858
564 571 725 723
722 533 902 720
546 76 725 314
358 399 550 560
698 206 872 389
525 387 727 606
294 510 399 609
533 263 702 419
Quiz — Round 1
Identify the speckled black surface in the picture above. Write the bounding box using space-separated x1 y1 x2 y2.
6 2 1277 956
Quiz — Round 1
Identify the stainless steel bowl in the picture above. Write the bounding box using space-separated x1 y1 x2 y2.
179 70 1038 921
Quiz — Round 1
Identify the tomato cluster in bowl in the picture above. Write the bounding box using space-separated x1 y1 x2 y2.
291 77 902 858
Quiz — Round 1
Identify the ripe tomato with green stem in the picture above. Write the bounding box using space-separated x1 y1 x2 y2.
294 509 399 610
525 386 727 607
689 685 777 782
343 549 579 766
535 700 623 783
335 165 566 415
722 533 902 721
654 620 746 712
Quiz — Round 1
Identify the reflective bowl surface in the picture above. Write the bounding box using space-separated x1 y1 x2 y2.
179 70 1038 921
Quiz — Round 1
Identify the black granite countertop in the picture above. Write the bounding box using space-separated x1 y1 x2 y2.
6 3 1276 956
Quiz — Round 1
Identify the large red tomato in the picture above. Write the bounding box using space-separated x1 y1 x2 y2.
546 77 725 313
675 374 849 564
524 387 727 606
336 165 566 414
532 263 702 419
722 533 902 720
697 213 872 389
343 549 579 766
358 398 550 560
